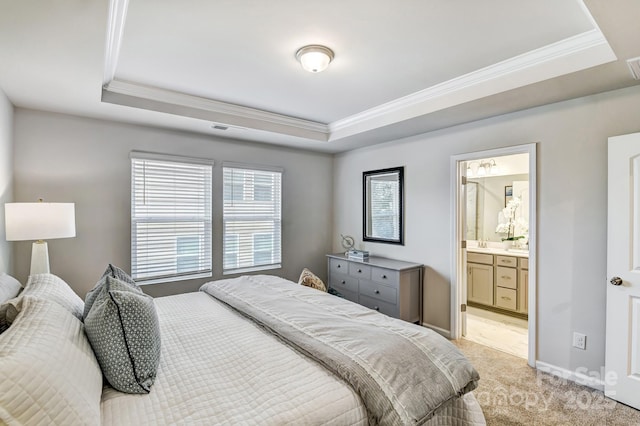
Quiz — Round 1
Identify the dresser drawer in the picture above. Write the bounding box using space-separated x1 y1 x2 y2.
496 287 517 311
336 288 358 304
519 258 529 270
496 255 517 267
329 258 349 274
349 263 371 280
370 266 399 286
496 266 517 289
467 252 493 265
359 280 397 304
358 294 398 317
329 274 359 294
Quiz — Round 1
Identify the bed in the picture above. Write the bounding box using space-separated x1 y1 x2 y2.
0 272 486 425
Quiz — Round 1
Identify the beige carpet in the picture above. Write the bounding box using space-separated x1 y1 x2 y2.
454 339 640 425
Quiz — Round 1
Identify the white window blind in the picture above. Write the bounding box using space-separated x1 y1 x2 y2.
369 176 400 240
131 153 212 283
223 165 282 274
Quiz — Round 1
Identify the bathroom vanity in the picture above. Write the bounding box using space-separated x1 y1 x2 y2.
467 247 528 318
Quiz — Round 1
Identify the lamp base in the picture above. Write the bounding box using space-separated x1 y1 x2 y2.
30 241 50 275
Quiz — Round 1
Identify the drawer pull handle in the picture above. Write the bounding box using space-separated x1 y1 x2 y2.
501 276 511 280
374 290 380 294
358 269 362 273
374 306 379 311
341 280 346 285
501 296 511 301
337 265 341 268
381 275 387 279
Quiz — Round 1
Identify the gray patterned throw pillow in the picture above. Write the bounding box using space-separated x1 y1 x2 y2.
84 264 142 320
84 276 161 394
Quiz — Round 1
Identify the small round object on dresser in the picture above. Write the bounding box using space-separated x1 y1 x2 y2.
341 234 355 252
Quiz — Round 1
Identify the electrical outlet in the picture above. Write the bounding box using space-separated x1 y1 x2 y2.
573 332 587 350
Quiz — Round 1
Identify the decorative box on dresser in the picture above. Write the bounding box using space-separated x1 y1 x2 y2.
326 254 423 323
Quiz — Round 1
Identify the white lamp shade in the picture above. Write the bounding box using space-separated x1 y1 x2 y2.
5 203 76 241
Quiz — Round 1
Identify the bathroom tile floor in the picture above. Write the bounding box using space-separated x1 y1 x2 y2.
464 306 528 359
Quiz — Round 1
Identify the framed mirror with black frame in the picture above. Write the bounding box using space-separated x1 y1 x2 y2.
363 166 404 245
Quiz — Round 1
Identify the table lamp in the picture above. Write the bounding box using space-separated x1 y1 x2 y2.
4 200 76 275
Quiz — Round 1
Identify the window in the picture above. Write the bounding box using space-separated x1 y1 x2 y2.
223 234 240 270
253 233 275 265
131 152 213 283
363 167 404 244
223 164 282 274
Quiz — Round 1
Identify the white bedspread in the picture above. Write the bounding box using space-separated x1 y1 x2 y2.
101 292 367 425
101 291 485 425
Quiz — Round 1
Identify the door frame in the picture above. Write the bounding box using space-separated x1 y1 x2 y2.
450 143 537 367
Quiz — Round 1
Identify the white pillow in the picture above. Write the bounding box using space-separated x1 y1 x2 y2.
5 274 84 323
0 273 21 304
0 295 102 425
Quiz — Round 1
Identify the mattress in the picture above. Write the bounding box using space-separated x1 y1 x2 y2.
101 291 485 425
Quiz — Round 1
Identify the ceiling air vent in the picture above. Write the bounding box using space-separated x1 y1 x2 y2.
210 123 246 133
627 57 640 80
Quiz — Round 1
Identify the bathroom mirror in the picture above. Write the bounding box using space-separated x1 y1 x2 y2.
363 167 404 245
467 174 529 243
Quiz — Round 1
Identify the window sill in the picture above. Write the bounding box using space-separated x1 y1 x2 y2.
223 264 281 276
135 271 212 286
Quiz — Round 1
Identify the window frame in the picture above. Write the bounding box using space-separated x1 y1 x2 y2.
222 162 283 275
130 151 214 284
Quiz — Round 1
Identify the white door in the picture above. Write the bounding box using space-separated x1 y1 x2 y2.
605 133 640 409
461 165 470 336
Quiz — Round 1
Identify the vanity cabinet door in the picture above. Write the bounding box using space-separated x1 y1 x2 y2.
519 269 529 314
467 263 494 306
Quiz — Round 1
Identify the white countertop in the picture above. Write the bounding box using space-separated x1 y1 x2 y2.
467 247 529 258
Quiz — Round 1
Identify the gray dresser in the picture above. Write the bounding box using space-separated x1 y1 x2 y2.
326 254 423 323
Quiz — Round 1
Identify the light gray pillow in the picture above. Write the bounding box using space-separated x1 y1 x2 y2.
84 276 161 394
0 273 22 304
5 274 83 323
84 264 141 320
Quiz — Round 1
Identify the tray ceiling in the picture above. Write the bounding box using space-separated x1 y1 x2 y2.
1 0 639 152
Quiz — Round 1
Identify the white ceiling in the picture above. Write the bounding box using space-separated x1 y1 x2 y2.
1 0 639 153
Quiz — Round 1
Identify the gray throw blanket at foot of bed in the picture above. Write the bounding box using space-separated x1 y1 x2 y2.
201 275 479 426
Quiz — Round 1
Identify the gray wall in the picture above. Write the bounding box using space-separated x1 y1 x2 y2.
0 89 13 274
12 109 334 298
333 85 640 377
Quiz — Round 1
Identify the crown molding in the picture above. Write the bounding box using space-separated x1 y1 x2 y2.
103 0 129 85
328 28 616 140
103 79 330 140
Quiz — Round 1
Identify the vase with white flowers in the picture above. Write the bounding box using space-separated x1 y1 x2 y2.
495 196 527 249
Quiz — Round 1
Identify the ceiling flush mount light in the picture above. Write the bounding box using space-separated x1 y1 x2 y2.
295 45 334 73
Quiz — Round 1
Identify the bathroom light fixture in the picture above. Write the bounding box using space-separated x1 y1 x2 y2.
467 159 499 177
296 45 334 73
485 159 499 175
466 161 479 178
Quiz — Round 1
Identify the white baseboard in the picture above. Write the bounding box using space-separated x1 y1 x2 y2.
535 361 605 391
422 323 451 339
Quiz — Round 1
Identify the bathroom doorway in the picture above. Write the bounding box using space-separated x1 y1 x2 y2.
450 144 537 367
